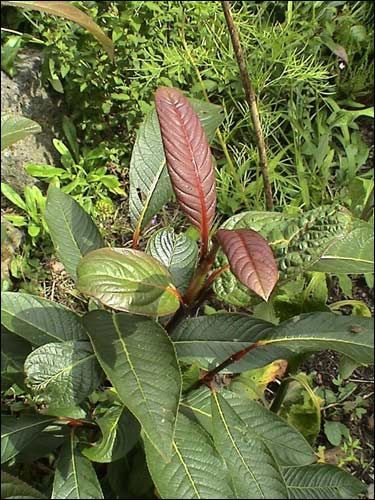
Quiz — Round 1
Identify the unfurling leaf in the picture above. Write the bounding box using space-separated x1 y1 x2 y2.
3 1 114 60
217 228 278 301
76 248 180 317
155 87 216 256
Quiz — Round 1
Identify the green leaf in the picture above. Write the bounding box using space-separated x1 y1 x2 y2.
172 312 374 372
1 292 88 345
311 220 374 273
1 471 46 499
1 329 31 390
1 183 27 211
182 388 315 467
83 311 181 460
1 414 55 464
283 464 366 499
52 431 104 499
24 341 101 409
144 412 234 499
211 392 288 498
45 186 104 280
3 1 114 60
77 248 180 317
324 421 349 447
82 405 140 463
25 164 65 178
129 99 223 235
1 114 41 150
146 227 198 294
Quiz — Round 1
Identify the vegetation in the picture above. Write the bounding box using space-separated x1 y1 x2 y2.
1 1 374 499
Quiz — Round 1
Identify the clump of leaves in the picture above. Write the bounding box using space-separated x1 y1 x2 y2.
1 87 373 499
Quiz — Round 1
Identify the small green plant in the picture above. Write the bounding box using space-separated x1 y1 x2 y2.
1 87 373 499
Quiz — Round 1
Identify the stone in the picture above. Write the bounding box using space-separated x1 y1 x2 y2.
1 48 63 193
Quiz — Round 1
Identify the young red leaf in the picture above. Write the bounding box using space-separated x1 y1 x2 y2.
155 87 216 257
217 228 279 301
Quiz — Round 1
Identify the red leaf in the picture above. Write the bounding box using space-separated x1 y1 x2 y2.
217 229 279 301
155 87 216 256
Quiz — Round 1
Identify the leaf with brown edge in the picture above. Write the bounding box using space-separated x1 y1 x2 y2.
217 229 278 301
155 87 216 257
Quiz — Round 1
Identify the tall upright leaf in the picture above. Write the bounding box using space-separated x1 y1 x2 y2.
146 227 198 294
24 341 102 410
52 431 104 499
3 1 114 59
129 99 223 242
1 414 55 464
45 186 104 280
217 229 279 301
77 248 180 317
83 311 181 460
144 412 234 499
211 392 288 498
1 292 87 345
155 87 216 256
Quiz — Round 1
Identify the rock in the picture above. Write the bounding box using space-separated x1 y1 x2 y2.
1 219 24 283
368 483 374 500
1 48 63 193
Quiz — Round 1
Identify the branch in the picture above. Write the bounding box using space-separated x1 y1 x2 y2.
221 1 274 210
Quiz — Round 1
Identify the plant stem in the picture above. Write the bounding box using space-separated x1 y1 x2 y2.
221 1 274 210
269 355 303 413
180 17 250 210
360 184 374 221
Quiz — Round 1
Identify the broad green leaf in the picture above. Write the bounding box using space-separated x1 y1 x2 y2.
311 221 374 273
82 404 140 463
146 227 198 294
45 186 104 280
324 421 349 447
1 471 46 499
1 114 41 150
1 182 27 211
283 464 366 499
211 392 288 498
129 100 223 236
25 164 65 178
3 1 114 60
1 414 55 464
77 248 180 317
15 424 69 463
24 341 101 409
144 412 234 499
52 431 104 499
182 388 315 467
1 292 87 345
172 312 374 372
1 329 31 390
83 311 181 460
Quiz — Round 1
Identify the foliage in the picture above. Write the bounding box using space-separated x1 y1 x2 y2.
1 86 372 499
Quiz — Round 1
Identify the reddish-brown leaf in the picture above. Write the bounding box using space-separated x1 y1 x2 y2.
217 228 279 301
155 87 216 256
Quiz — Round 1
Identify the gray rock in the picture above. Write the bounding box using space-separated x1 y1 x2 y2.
1 48 63 192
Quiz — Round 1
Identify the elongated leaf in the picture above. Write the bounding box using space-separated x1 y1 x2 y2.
155 87 216 256
1 414 55 464
82 405 140 463
211 392 288 498
1 292 87 345
129 99 223 236
172 312 373 372
52 431 104 499
1 471 46 499
45 186 104 280
144 412 233 499
283 464 366 499
24 341 101 409
182 388 315 467
3 1 114 59
217 229 279 301
77 248 180 317
1 329 31 390
1 113 41 150
1 182 27 211
83 311 181 460
311 221 374 273
146 227 198 294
